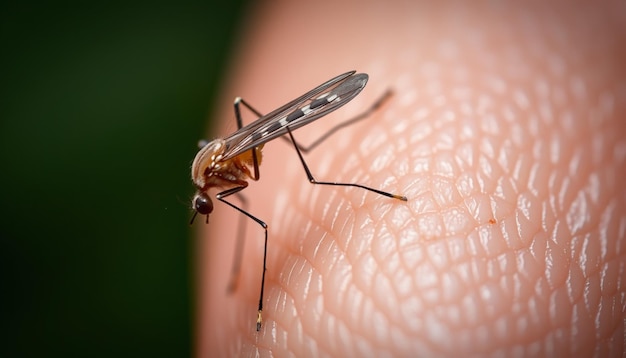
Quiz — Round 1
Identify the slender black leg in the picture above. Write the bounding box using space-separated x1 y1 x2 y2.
286 126 408 201
228 98 269 330
225 148 262 291
234 97 263 179
216 186 268 331
234 97 264 123
225 97 264 294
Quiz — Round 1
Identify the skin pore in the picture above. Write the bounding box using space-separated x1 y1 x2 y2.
196 1 626 356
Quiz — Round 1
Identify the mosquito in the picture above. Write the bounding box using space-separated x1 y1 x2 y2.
190 70 407 331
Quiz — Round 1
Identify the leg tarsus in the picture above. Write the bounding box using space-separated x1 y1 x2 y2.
285 126 407 201
216 186 270 331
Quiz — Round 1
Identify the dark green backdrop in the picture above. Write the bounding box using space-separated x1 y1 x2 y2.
1 1 248 356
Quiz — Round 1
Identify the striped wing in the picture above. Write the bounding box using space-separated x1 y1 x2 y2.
221 71 368 160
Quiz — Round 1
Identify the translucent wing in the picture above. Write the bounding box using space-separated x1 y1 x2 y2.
221 71 368 160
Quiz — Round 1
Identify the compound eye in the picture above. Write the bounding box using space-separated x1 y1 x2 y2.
194 194 214 216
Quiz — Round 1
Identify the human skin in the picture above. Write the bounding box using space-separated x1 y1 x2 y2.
195 1 626 356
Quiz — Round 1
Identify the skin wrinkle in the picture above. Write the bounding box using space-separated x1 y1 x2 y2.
288 190 380 350
197 1 626 356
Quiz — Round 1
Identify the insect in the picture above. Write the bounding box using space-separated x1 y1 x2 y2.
190 71 407 331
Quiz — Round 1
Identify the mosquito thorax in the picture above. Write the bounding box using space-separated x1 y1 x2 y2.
191 138 226 187
193 193 214 216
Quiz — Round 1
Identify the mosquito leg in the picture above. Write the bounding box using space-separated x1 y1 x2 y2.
251 145 261 181
234 97 264 127
282 89 394 153
286 126 408 201
216 186 269 331
234 97 264 180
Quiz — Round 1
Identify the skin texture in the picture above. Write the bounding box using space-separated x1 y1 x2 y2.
196 1 626 356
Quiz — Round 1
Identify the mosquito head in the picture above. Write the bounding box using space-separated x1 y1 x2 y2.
191 192 213 224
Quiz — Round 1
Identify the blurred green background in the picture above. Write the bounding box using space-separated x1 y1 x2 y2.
1 1 248 356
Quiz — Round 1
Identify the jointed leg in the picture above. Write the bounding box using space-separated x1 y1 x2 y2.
216 185 268 331
286 126 407 201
